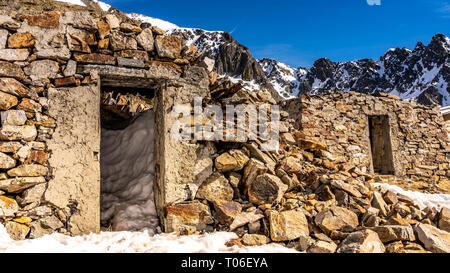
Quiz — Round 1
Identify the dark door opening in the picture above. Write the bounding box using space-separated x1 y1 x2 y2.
100 86 160 233
368 115 395 175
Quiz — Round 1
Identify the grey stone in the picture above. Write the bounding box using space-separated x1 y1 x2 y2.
0 49 29 61
117 57 145 68
1 110 27 125
24 60 59 81
136 28 154 52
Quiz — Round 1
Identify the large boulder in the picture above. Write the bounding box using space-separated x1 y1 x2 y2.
315 206 359 234
165 201 214 234
213 199 242 225
415 223 450 253
195 172 234 202
248 174 287 205
268 209 309 242
337 229 385 253
438 207 450 233
371 225 416 243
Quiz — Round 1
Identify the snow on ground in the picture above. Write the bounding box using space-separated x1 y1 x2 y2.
0 225 298 253
374 183 450 211
55 0 86 6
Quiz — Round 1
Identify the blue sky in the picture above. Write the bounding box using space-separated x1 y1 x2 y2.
103 0 449 68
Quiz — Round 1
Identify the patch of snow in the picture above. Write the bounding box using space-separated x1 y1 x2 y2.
54 0 86 6
0 225 297 253
101 111 159 232
127 13 179 31
374 183 450 211
92 0 111 11
227 75 261 91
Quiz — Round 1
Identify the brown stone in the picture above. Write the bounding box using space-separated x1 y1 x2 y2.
268 209 309 242
110 31 137 51
21 12 61 28
315 206 359 234
8 32 35 48
74 53 116 65
330 180 362 198
120 23 142 33
0 61 25 80
97 19 111 39
383 190 399 205
297 137 328 151
0 142 22 153
0 176 46 194
242 158 267 191
0 125 36 141
415 223 450 253
213 199 242 225
337 229 386 253
371 225 416 243
248 174 288 205
308 240 338 253
438 207 450 233
114 50 148 61
25 150 49 165
98 38 109 50
242 234 270 246
0 152 16 169
229 209 265 231
17 98 39 112
371 191 389 217
5 221 29 240
0 196 19 217
155 35 182 59
54 76 79 87
196 172 234 202
136 28 154 52
165 201 214 233
0 91 18 110
0 78 33 98
7 164 48 177
215 149 249 172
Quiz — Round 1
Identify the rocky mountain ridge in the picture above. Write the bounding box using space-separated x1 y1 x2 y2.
44 0 449 106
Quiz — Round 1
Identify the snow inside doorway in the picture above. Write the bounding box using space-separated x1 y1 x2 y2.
99 86 160 233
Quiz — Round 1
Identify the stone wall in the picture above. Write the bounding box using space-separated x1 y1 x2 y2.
0 7 212 239
283 91 450 183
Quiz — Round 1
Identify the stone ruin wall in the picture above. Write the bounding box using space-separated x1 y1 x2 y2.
0 2 449 247
0 6 214 240
283 91 450 184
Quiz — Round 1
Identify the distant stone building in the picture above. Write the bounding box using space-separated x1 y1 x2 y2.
284 92 449 182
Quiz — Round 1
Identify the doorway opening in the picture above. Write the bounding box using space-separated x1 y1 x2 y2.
368 115 395 175
99 85 160 233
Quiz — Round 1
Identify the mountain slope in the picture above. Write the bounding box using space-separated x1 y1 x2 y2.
262 34 450 106
55 0 450 106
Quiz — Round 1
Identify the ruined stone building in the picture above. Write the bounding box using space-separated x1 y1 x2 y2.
0 1 449 253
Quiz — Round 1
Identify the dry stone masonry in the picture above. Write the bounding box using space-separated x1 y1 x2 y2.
0 0 449 254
